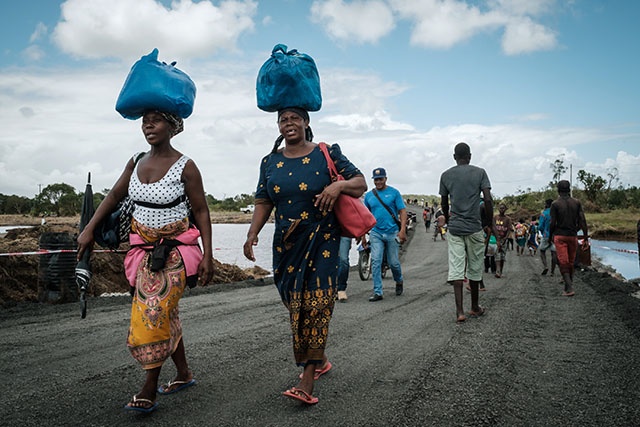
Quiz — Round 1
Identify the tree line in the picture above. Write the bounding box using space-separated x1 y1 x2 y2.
1 157 637 217
503 156 640 213
410 156 639 215
0 184 255 216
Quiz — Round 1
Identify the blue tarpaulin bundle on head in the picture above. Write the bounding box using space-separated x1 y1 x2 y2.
116 48 196 120
256 44 322 113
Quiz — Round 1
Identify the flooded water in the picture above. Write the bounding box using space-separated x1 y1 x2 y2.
2 224 637 279
212 223 359 271
590 239 639 280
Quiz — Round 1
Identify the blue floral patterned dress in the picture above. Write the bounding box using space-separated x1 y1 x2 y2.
255 143 361 366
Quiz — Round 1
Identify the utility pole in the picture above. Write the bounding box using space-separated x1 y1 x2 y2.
570 164 573 189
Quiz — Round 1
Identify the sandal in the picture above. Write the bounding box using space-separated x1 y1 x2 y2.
299 361 332 380
124 395 158 413
282 387 319 405
157 378 197 395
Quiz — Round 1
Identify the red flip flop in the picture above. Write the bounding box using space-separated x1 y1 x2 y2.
282 387 319 405
299 361 332 380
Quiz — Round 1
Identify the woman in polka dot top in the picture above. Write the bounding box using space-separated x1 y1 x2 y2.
78 110 213 412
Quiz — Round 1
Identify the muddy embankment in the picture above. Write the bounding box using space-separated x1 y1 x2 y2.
0 215 268 307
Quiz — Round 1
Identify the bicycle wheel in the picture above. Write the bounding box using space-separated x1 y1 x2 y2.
358 250 371 281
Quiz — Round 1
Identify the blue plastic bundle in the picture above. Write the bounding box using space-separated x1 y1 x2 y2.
115 48 196 120
256 44 322 112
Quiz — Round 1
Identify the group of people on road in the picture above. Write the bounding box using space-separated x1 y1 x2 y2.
438 142 589 323
75 99 589 413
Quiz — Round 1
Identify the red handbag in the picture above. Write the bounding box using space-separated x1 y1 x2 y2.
318 143 376 238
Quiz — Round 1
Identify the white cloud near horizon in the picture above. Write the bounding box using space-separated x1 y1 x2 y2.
1 62 637 201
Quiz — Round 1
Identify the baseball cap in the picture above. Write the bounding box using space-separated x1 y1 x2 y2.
372 168 387 179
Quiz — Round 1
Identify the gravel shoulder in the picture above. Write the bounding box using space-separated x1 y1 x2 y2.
1 207 640 427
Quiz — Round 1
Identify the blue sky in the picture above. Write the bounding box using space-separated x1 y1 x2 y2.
1 0 639 200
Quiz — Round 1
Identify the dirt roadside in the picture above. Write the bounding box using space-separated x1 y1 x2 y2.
1 207 640 426
0 215 268 305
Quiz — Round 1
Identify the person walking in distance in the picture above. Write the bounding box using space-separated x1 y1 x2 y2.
549 180 589 297
439 142 492 323
433 210 447 241
364 168 407 301
423 204 433 232
538 199 558 276
492 203 511 278
336 236 352 302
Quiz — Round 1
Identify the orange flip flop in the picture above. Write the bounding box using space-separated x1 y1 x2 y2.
299 361 332 380
282 387 319 405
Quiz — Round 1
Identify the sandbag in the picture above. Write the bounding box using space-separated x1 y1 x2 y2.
116 48 196 120
256 44 321 112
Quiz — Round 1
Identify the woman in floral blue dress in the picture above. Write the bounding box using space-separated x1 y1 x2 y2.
243 107 366 404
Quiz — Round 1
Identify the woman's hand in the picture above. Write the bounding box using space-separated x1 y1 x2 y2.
76 228 95 260
314 181 342 212
197 257 214 285
243 234 259 261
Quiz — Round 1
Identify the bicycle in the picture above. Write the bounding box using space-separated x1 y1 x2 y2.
357 240 389 281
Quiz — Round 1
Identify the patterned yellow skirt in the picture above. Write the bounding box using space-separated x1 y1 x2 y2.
127 219 188 370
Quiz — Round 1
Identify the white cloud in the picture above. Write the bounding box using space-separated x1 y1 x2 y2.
1 58 637 201
310 0 395 43
583 151 640 190
390 0 504 49
310 0 560 55
502 16 557 55
29 22 48 43
21 45 46 61
52 0 257 61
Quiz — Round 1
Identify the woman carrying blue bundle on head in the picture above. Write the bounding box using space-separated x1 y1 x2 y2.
243 106 366 405
77 50 213 414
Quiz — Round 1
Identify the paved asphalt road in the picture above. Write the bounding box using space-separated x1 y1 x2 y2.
2 206 640 426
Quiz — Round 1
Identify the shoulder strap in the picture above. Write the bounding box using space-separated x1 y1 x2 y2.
372 189 401 227
318 142 340 182
134 152 145 164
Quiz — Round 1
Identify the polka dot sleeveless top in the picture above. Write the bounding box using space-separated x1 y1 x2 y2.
129 154 190 228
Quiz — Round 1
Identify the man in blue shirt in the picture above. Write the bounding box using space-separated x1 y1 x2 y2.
538 199 557 276
364 168 407 301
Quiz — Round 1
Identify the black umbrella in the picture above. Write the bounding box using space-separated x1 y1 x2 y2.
76 172 94 318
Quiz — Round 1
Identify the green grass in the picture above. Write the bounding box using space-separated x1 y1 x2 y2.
585 208 639 241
